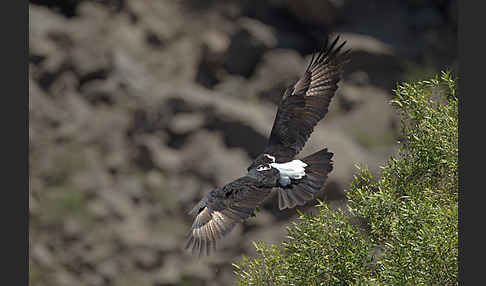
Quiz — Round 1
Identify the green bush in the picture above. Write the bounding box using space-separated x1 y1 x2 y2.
234 72 458 285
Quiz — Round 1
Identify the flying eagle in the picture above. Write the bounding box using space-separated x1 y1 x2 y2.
185 36 350 256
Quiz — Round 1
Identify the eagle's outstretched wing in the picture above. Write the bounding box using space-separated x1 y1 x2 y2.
185 176 274 256
263 36 350 162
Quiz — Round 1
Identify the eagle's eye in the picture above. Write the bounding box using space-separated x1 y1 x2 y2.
256 164 271 171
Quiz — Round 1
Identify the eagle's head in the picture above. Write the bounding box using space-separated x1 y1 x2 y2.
247 153 276 172
247 161 279 187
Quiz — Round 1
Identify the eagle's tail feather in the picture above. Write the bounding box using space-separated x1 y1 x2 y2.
276 148 333 210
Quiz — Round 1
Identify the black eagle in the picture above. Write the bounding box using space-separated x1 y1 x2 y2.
185 36 350 256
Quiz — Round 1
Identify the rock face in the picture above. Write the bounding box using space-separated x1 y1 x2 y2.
29 1 457 285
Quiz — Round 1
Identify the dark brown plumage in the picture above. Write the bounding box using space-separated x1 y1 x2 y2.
275 148 334 210
185 36 349 256
263 36 350 163
186 175 275 256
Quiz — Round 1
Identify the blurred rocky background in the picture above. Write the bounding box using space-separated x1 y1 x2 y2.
29 0 457 285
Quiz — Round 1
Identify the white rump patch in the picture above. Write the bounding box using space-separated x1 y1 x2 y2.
270 160 307 187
